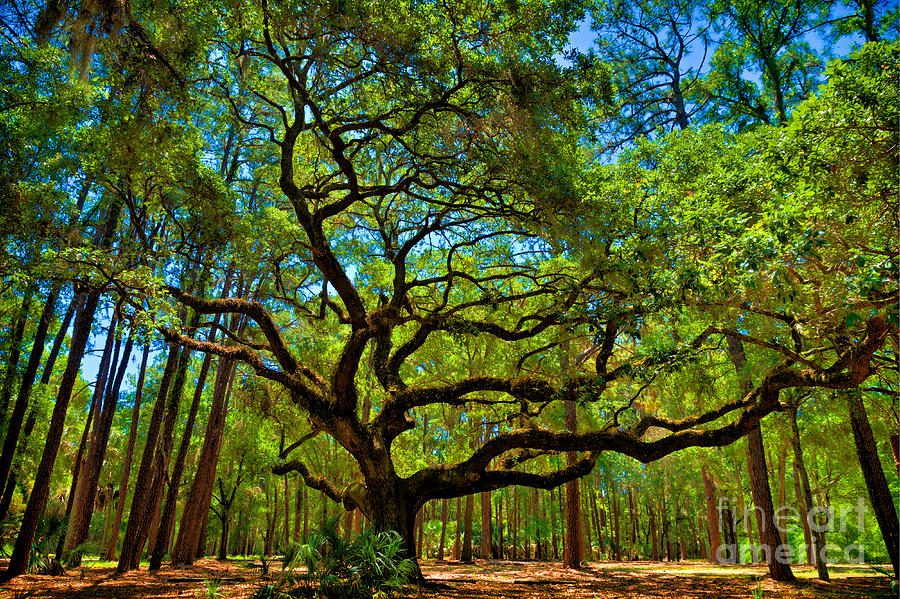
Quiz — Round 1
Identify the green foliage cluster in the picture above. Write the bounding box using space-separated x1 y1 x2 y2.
252 518 416 599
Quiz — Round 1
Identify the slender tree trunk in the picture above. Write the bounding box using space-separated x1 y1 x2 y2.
480 491 492 559
788 406 828 579
437 497 448 560
59 309 118 559
0 284 35 432
0 284 60 514
104 343 149 560
793 458 813 564
0 411 35 520
66 327 134 563
649 503 659 561
590 487 603 560
303 484 309 543
549 486 559 559
889 435 899 479
285 475 293 546
149 330 220 569
57 380 100 560
197 508 211 559
170 356 237 564
117 342 181 572
453 495 461 560
563 396 584 568
776 445 788 532
747 420 794 580
701 466 722 563
2 287 102 579
218 507 231 561
583 493 592 562
846 389 899 577
41 292 81 383
415 506 424 559
294 478 303 542
727 334 794 581
510 490 517 560
612 484 620 561
461 493 474 562
497 494 504 559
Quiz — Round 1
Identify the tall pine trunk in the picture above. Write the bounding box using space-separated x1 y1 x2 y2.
788 406 828 580
170 356 237 564
845 389 899 577
65 324 134 562
727 334 793 581
104 343 149 560
563 395 583 568
149 324 219 569
701 465 721 563
0 284 35 432
0 284 61 510
480 492 492 559
2 288 102 578
117 342 181 572
461 493 474 562
437 497 448 560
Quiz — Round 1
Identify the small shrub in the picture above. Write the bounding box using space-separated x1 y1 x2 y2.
200 577 225 599
250 518 416 599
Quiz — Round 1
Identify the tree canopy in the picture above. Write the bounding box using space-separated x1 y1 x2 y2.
0 0 896 584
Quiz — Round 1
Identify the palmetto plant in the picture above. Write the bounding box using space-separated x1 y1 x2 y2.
28 501 67 575
252 518 416 599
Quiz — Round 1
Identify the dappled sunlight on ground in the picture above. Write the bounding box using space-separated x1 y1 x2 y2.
0 558 892 598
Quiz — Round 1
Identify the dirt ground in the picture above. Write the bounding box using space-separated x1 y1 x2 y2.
0 558 893 599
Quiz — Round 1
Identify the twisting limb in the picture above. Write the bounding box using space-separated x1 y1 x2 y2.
272 459 344 506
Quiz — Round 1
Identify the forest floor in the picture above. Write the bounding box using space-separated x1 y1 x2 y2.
0 558 893 599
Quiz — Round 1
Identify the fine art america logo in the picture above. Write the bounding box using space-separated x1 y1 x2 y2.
714 497 868 564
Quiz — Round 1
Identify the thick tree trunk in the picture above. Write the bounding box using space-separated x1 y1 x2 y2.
788 406 828 579
846 389 899 577
104 343 149 560
2 288 102 579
